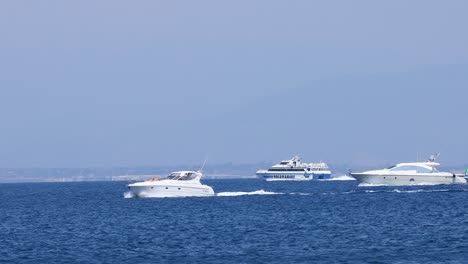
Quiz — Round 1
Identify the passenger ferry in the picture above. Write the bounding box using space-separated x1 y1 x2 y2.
256 156 331 181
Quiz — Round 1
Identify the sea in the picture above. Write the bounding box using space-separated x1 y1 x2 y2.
1 178 468 264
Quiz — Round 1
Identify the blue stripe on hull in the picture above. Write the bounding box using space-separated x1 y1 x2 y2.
257 172 331 180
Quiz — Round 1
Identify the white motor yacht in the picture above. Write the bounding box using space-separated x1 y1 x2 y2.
256 156 331 181
350 155 466 186
127 171 215 198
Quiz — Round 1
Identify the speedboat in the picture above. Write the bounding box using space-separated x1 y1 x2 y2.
349 155 467 186
127 171 215 198
256 156 331 181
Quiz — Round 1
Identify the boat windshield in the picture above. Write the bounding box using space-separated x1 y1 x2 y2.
390 165 432 173
166 172 197 180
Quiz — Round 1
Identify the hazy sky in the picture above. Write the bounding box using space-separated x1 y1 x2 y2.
1 1 467 167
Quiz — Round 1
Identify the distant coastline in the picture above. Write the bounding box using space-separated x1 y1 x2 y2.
0 163 466 184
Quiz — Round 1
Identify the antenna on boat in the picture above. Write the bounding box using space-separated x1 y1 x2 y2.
199 158 208 172
428 153 440 162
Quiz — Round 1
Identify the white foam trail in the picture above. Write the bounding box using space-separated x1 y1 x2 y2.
392 189 456 193
123 191 135 199
216 189 283 197
359 182 459 187
328 175 356 181
363 190 380 193
361 189 422 193
290 192 313 196
359 189 460 194
358 183 387 187
411 182 450 186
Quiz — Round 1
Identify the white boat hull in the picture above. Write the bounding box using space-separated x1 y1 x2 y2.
350 173 466 186
128 184 215 198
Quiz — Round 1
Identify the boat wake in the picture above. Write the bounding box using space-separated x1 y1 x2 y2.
216 189 283 197
290 192 314 196
357 183 387 187
328 175 356 181
123 191 136 199
124 189 284 198
358 182 461 187
346 188 468 194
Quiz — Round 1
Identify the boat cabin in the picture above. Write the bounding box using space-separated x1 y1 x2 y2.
386 163 439 173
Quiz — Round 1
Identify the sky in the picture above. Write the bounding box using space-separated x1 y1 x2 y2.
0 0 468 168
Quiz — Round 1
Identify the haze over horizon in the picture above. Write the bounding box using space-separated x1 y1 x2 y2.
1 1 468 168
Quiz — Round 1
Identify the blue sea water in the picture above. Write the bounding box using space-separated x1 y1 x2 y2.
1 179 468 264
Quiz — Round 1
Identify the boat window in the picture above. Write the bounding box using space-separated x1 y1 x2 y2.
387 165 397 169
166 173 181 179
166 172 198 180
417 167 432 173
179 173 195 180
390 166 432 173
268 168 306 172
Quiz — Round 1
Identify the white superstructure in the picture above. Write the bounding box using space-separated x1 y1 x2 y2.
350 155 466 186
256 156 331 181
127 171 215 198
